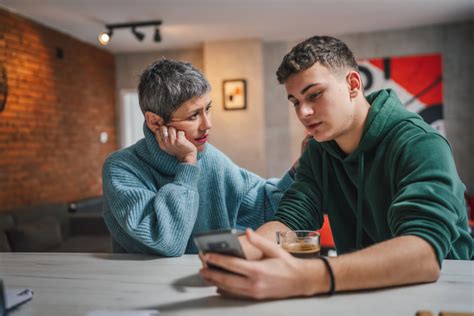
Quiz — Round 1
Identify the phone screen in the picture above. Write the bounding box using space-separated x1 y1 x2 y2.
194 229 245 273
194 229 245 258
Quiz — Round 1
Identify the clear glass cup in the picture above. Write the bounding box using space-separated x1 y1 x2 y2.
276 230 321 259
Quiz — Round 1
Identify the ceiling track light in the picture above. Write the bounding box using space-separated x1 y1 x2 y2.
131 26 145 41
153 27 161 43
98 20 162 46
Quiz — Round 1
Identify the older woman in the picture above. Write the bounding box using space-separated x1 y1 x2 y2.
102 59 298 256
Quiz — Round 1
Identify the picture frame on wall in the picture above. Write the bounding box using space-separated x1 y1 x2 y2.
223 79 247 110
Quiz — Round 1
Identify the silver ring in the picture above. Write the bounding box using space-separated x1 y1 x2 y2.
162 129 169 138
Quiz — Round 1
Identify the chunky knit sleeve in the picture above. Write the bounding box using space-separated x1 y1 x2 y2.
236 168 294 229
102 155 200 257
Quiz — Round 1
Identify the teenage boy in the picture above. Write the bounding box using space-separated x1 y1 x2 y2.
199 36 472 299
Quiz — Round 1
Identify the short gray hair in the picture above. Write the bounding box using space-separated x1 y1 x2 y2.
138 58 210 123
276 36 359 84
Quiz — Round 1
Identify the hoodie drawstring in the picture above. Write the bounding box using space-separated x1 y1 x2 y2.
356 154 365 250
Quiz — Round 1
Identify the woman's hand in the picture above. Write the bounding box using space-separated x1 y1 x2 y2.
199 229 322 299
155 125 197 165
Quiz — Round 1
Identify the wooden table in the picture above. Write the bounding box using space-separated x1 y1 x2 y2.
1 253 473 315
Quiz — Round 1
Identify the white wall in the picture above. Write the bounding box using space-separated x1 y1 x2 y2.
203 39 267 176
263 42 305 177
115 47 204 92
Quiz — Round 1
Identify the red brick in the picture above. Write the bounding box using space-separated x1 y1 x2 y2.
0 7 117 212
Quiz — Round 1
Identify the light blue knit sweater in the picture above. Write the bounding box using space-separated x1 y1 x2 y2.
102 124 294 256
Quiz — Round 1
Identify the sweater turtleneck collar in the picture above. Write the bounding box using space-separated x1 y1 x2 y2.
139 123 207 176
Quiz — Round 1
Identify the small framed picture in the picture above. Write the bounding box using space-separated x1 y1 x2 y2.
223 79 247 110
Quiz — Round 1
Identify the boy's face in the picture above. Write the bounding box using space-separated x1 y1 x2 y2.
285 62 358 144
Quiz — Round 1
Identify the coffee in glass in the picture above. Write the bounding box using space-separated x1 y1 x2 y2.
277 230 321 259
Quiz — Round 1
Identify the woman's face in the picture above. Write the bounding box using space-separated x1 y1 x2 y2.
167 93 213 152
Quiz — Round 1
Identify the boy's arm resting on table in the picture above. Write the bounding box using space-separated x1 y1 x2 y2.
236 221 439 295
202 230 439 300
307 235 440 294
103 156 200 256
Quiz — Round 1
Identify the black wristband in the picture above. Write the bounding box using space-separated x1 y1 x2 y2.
319 256 335 295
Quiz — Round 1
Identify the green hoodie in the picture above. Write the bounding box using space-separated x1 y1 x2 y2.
274 89 473 265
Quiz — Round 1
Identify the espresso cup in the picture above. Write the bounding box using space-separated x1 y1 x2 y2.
276 230 321 259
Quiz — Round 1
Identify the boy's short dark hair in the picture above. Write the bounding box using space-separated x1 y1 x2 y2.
276 36 359 84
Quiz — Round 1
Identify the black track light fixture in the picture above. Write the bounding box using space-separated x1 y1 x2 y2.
131 26 145 41
98 20 162 46
153 27 161 42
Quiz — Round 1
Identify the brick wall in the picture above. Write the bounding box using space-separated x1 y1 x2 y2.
0 8 118 212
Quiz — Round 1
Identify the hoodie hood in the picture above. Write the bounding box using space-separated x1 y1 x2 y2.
320 89 422 162
319 89 423 250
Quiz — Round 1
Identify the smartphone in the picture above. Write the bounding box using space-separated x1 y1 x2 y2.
194 229 245 257
194 229 245 273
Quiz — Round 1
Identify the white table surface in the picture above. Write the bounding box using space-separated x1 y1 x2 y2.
0 253 473 316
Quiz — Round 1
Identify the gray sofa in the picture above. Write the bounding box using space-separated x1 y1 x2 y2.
0 197 111 253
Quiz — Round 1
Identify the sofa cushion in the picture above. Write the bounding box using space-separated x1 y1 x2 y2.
7 216 63 251
0 214 15 251
70 214 109 236
49 235 112 253
0 214 14 231
11 203 71 238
